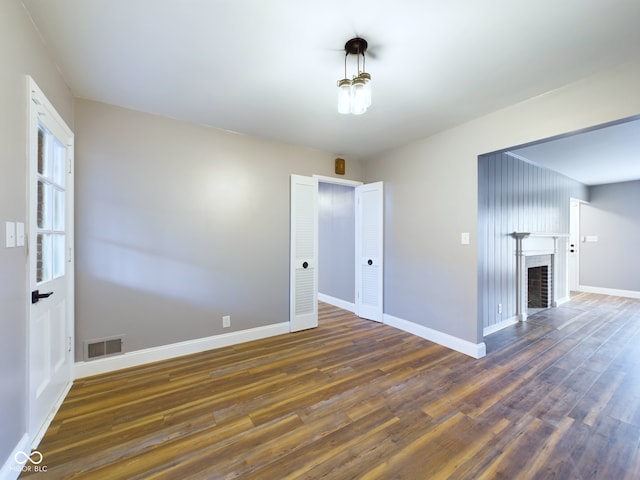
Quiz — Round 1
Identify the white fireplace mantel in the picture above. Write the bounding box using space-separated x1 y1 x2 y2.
511 232 568 321
512 232 568 256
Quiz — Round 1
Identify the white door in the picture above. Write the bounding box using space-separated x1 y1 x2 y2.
568 200 580 291
28 77 74 446
356 182 384 322
290 175 318 332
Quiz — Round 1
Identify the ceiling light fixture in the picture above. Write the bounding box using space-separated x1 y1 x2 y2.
337 37 372 115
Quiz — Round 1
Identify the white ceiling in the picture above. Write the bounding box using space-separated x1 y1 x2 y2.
21 0 640 181
510 118 640 186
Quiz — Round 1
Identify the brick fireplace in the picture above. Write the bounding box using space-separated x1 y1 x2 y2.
512 233 565 321
526 256 552 309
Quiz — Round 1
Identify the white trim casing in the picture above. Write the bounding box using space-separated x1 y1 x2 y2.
30 382 73 449
384 314 486 359
75 322 290 378
312 175 363 187
576 285 640 300
483 316 519 337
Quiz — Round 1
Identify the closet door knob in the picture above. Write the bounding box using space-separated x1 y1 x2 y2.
367 259 373 266
302 261 309 269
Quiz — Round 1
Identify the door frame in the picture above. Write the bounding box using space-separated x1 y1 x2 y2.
315 175 362 313
27 76 75 447
568 197 586 293
291 175 383 325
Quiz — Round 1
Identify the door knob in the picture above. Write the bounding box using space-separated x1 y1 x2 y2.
367 259 373 266
302 261 309 269
31 290 54 304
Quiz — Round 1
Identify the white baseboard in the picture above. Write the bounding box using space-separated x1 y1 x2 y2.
318 293 356 313
383 313 486 359
555 296 571 306
30 381 73 449
75 322 290 378
483 315 519 337
577 285 640 300
0 433 30 480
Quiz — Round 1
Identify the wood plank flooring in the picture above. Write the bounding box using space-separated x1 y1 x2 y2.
21 293 640 479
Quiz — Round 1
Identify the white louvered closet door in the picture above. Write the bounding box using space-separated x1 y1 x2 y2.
290 175 318 332
356 181 384 322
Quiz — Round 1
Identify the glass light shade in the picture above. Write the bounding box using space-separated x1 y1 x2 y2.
359 72 372 107
350 76 367 115
337 78 352 114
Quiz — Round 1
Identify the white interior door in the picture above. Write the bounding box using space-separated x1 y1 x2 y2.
290 175 318 332
356 182 384 322
28 77 74 446
568 199 580 291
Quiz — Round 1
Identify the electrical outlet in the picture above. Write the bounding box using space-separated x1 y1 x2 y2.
222 315 231 328
498 303 502 314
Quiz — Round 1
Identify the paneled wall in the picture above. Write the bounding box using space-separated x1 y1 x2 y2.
478 152 588 332
318 182 356 303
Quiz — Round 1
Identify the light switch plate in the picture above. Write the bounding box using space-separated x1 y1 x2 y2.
461 232 470 245
5 221 16 248
16 222 25 247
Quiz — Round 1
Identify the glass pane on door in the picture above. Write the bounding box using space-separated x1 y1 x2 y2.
36 122 66 284
37 233 51 283
53 188 65 231
52 136 66 187
53 234 65 278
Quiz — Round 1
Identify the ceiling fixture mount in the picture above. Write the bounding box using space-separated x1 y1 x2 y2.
337 37 372 115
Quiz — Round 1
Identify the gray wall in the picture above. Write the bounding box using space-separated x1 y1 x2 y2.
74 99 363 359
318 183 355 303
477 153 588 330
580 180 640 292
2 0 640 466
364 57 640 345
0 0 74 467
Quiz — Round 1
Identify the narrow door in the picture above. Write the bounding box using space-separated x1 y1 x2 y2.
568 200 580 291
290 175 318 332
356 182 384 322
28 77 74 445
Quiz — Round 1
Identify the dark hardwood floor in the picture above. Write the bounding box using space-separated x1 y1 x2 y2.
21 293 640 479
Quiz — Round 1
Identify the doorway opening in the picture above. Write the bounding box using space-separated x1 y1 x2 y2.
318 179 357 312
289 174 383 332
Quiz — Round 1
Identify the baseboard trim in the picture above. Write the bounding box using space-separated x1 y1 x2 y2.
577 285 640 300
75 322 290 378
0 433 30 480
483 315 519 337
384 313 486 359
30 381 73 449
318 293 356 313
